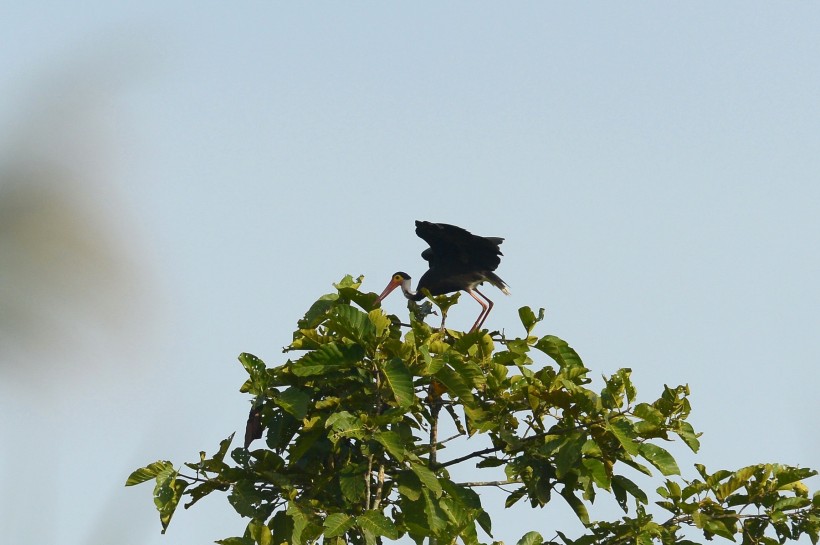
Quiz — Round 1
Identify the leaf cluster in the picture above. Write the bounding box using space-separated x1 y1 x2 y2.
127 275 819 545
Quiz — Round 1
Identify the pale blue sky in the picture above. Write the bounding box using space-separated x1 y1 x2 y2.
1 3 818 544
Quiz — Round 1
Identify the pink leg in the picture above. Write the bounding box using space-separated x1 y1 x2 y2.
467 288 493 332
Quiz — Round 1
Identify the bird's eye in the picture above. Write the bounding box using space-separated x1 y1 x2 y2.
393 274 402 281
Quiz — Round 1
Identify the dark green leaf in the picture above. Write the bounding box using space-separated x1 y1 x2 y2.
398 470 422 501
326 411 366 440
506 486 527 508
375 431 407 461
560 487 590 525
275 387 310 419
357 510 400 539
339 466 367 504
434 364 475 404
215 537 254 545
323 513 355 538
556 431 586 479
410 462 442 498
612 475 648 506
384 358 415 407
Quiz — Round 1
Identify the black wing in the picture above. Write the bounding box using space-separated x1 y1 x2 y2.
415 220 504 273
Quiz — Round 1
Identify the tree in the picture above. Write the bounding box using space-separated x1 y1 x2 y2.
127 275 820 545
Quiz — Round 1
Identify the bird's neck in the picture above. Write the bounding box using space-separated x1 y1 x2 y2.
401 285 426 302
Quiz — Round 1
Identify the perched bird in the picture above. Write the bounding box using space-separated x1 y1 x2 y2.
376 220 510 332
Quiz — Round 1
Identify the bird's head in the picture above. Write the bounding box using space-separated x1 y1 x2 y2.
376 271 413 302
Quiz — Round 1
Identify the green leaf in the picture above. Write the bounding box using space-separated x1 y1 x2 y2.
216 537 254 545
153 466 188 533
556 431 586 479
608 419 640 456
292 342 363 377
422 489 449 534
357 510 399 539
517 530 543 545
434 364 475 404
125 460 173 486
772 496 812 511
383 358 415 407
339 466 367 503
582 457 611 490
275 387 310 419
375 431 407 461
298 294 338 329
639 443 680 476
326 411 366 440
505 486 527 508
398 470 422 501
410 462 442 498
518 306 544 334
675 421 701 452
612 474 648 506
331 305 376 345
323 513 355 538
369 309 393 338
238 353 268 394
560 487 590 525
775 466 817 489
247 520 273 545
533 335 584 369
288 505 308 545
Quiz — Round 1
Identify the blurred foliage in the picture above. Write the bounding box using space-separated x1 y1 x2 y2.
128 275 819 545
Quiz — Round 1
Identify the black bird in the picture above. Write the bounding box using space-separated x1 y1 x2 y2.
376 220 510 332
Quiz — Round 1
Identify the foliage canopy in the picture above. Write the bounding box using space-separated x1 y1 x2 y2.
128 275 819 545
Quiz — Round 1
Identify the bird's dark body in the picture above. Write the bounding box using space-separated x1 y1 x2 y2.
413 221 507 298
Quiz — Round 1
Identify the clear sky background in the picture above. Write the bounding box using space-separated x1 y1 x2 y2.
1 3 818 544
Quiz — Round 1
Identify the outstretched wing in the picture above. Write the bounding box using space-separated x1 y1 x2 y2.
415 220 504 273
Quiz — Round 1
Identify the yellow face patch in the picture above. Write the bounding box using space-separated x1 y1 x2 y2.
393 273 404 282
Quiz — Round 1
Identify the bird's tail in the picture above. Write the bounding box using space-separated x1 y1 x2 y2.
485 272 510 295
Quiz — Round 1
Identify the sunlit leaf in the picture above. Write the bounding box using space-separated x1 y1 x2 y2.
533 335 584 369
608 419 640 456
582 458 610 490
518 306 544 335
125 461 173 486
639 443 680 476
517 530 543 545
